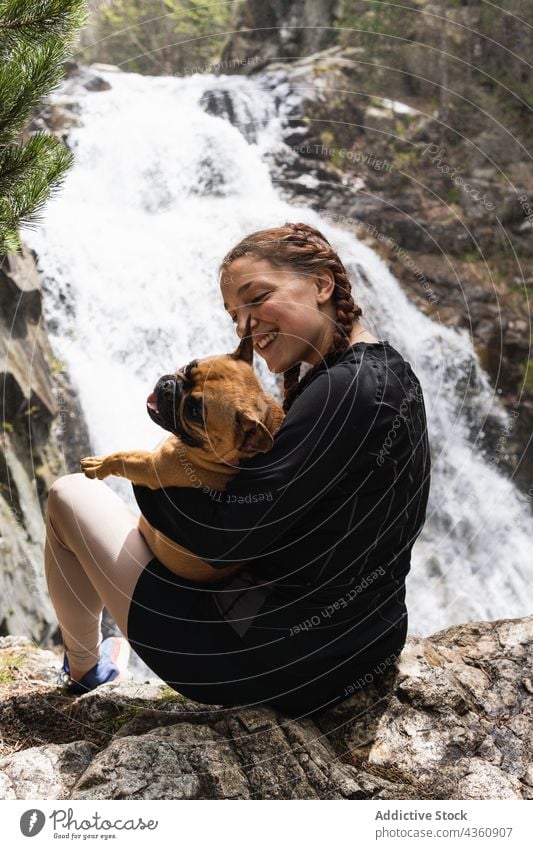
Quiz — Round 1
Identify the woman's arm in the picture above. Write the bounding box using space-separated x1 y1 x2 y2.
133 360 379 568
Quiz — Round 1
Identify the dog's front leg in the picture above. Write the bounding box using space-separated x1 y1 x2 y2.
80 451 163 489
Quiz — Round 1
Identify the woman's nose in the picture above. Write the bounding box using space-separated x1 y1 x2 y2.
237 311 258 337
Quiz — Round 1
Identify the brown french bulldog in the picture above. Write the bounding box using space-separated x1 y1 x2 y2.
80 318 284 582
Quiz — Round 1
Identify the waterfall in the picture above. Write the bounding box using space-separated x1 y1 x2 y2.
24 68 532 639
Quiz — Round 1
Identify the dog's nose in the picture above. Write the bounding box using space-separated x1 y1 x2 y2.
162 379 174 399
155 374 177 402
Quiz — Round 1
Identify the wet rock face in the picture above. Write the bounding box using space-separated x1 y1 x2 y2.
0 616 531 800
199 86 269 144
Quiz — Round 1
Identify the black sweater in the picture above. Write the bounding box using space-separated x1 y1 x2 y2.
133 341 431 640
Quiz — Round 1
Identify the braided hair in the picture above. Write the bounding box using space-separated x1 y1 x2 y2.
219 222 363 413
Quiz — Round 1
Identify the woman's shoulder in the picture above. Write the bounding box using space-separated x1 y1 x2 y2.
316 340 406 381
335 340 412 381
338 339 402 363
293 340 415 415
291 342 389 413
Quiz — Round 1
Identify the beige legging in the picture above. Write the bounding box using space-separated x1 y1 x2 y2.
44 472 156 680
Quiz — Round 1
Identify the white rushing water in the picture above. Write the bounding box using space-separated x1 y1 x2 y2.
24 68 532 637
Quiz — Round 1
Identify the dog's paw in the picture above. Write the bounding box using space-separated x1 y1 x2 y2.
80 456 111 480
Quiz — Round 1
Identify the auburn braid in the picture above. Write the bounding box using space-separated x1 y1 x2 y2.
219 222 363 413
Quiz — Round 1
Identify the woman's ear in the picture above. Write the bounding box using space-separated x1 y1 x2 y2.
314 268 335 304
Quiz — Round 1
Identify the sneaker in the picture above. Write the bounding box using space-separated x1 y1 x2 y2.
58 637 131 695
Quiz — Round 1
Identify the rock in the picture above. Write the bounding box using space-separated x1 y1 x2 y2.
199 81 274 143
72 723 252 800
0 247 92 642
221 1 342 71
62 60 80 78
83 75 112 93
0 248 44 338
502 191 533 226
0 742 97 800
34 103 82 134
0 617 531 799
469 128 523 171
89 63 121 74
319 617 533 800
0 246 57 451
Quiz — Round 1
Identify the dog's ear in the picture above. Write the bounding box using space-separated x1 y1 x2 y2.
230 314 253 365
235 408 274 454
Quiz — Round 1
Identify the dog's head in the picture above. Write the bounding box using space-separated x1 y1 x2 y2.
146 317 284 463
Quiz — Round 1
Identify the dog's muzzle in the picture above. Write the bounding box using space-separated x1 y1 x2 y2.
146 372 202 447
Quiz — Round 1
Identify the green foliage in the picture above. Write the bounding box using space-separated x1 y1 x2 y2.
0 651 27 683
340 0 418 48
0 0 88 255
337 0 532 136
0 0 86 49
476 0 533 110
79 0 233 76
522 358 533 394
0 134 73 250
51 356 65 377
445 185 461 205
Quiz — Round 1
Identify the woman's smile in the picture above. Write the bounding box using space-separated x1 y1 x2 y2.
254 330 278 351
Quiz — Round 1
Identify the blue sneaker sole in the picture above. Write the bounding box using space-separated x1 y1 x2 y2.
59 637 131 694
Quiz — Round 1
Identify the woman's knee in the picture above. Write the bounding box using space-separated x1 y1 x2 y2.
46 473 93 528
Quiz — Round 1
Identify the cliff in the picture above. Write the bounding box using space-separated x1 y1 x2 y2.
1 615 531 800
0 247 92 643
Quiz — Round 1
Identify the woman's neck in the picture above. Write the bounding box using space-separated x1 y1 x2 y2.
349 322 379 345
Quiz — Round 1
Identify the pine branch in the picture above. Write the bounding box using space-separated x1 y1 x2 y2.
10 140 72 221
0 133 72 253
0 221 21 253
0 133 60 195
0 39 67 145
0 0 87 56
0 0 87 255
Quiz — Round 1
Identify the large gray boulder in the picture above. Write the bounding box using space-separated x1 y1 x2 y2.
0 615 531 799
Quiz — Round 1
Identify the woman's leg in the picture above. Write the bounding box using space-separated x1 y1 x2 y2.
44 472 155 680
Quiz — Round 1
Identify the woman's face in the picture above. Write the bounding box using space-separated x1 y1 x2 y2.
221 255 337 373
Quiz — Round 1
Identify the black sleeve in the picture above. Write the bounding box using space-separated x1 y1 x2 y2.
133 359 378 568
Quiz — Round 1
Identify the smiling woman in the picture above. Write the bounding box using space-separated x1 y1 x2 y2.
219 224 377 391
44 221 431 717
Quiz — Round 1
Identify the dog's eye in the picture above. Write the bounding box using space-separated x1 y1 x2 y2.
185 398 202 421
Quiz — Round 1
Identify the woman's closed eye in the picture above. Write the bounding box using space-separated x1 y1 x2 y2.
230 293 268 323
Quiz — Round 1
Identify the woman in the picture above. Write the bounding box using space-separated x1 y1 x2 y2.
45 222 431 718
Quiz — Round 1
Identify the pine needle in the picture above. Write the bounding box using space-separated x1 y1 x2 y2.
0 0 86 254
